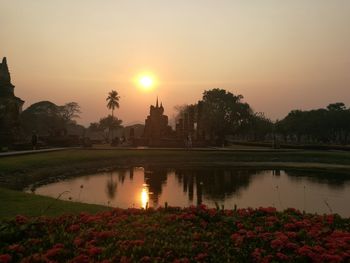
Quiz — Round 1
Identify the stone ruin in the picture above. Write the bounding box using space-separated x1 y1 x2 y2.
0 57 24 147
143 97 173 145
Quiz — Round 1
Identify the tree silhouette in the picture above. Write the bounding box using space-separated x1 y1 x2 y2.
106 90 120 141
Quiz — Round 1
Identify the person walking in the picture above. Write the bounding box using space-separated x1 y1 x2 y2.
31 131 38 150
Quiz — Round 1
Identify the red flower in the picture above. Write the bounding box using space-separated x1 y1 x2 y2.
0 254 12 263
71 255 89 263
270 239 284 250
15 215 28 225
251 248 264 262
326 214 334 225
195 253 208 262
173 258 190 263
88 246 102 256
140 256 152 263
45 247 63 258
120 256 131 263
322 254 343 263
94 230 115 239
8 244 25 253
192 232 201 241
231 233 244 246
285 242 298 250
297 245 313 257
67 224 80 232
259 207 276 214
74 237 84 247
276 252 289 261
53 243 64 249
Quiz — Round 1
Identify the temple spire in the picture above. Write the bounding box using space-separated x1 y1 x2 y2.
0 57 11 83
156 96 159 108
1 57 8 71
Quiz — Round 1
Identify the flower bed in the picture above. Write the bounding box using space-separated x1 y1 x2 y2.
0 206 349 262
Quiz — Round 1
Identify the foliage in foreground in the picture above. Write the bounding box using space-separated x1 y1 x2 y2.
0 206 349 262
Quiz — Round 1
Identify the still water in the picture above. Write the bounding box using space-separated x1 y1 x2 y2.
28 167 350 217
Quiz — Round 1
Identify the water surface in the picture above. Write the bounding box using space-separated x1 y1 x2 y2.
28 167 350 217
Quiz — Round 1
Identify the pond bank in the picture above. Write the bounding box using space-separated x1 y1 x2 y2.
1 149 350 190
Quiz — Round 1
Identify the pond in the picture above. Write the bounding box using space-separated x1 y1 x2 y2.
26 167 350 217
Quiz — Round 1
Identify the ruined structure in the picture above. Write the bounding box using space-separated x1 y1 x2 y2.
143 98 172 143
0 57 24 147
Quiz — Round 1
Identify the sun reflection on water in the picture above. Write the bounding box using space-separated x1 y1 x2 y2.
141 184 149 209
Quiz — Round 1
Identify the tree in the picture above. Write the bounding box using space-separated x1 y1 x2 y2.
21 101 65 136
106 90 120 140
199 89 252 144
99 115 123 141
59 102 81 124
88 122 101 132
106 90 120 118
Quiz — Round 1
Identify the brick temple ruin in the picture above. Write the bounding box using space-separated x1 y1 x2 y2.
0 57 24 147
140 98 208 147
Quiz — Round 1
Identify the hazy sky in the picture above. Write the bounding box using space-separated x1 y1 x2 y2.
1 0 350 126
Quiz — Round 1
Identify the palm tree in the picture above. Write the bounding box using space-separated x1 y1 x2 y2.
106 90 120 141
106 90 120 117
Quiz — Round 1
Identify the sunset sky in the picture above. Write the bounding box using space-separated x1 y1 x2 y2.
2 0 350 126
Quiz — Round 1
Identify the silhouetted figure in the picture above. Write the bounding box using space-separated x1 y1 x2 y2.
31 131 38 150
111 136 120 146
188 134 192 149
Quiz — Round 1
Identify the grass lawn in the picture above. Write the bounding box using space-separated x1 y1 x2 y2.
0 188 109 220
0 148 350 219
1 148 350 190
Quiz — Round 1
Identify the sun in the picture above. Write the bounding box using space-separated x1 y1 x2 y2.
138 75 155 91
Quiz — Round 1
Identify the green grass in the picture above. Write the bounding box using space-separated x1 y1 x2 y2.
1 148 350 219
0 187 109 219
1 148 350 190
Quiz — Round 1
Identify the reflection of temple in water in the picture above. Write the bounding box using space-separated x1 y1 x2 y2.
175 169 261 204
144 167 168 206
138 167 263 206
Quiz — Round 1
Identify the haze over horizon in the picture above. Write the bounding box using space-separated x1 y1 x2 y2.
2 0 350 126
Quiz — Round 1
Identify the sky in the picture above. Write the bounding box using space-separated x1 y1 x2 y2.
1 0 350 126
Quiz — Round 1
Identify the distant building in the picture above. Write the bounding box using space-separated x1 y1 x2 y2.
143 97 172 141
0 57 24 147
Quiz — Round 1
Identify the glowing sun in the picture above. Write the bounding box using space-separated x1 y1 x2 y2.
138 75 155 90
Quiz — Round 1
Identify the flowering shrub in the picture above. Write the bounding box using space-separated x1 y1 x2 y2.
0 206 349 262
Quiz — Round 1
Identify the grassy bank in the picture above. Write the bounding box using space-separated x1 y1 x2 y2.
0 206 349 262
1 148 350 190
0 188 108 220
